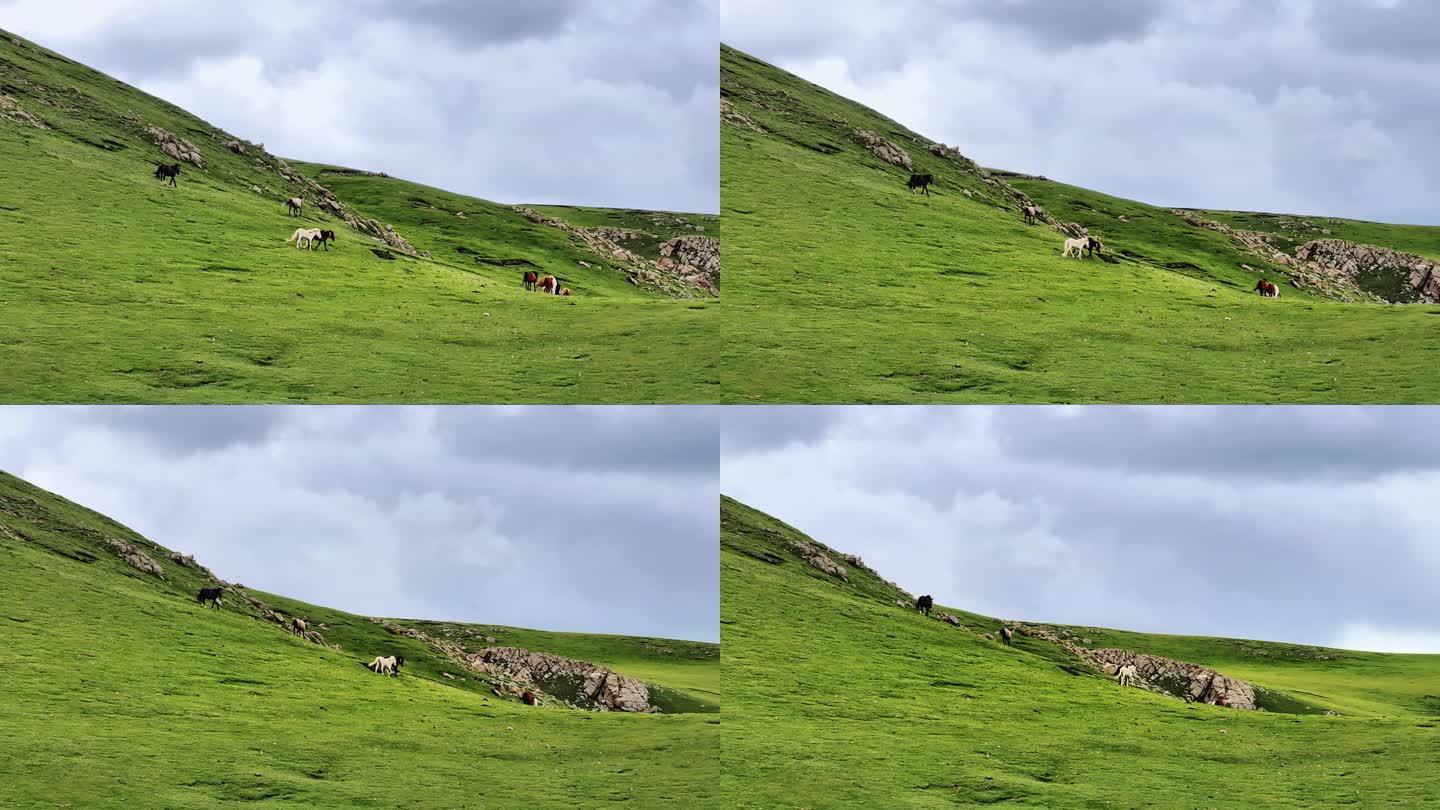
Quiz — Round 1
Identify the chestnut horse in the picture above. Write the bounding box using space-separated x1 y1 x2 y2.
523 271 539 291
1256 279 1280 298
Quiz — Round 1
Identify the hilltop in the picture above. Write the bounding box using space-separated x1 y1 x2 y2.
720 495 1440 807
0 469 719 806
0 30 718 404
719 44 1440 403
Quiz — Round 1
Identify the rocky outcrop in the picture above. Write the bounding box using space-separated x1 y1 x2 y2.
272 158 426 257
657 235 719 295
789 539 847 580
1011 624 1258 709
0 94 47 129
515 207 717 297
1171 210 1383 302
104 538 164 578
469 647 655 712
1296 239 1440 303
856 129 913 171
144 125 204 167
225 139 247 155
1084 648 1257 709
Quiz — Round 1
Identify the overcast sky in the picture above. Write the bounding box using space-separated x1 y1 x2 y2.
0 406 718 642
723 406 1440 653
2 0 717 213
723 0 1440 225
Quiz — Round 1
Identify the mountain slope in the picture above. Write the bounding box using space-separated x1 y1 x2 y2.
719 44 1440 403
0 30 717 404
0 470 720 807
720 496 1440 808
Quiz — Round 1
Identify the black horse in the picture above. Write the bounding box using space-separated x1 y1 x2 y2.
907 173 934 197
316 230 337 251
915 594 933 616
1084 236 1104 258
197 587 224 609
154 163 181 187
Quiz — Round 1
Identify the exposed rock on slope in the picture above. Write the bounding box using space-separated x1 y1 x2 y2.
658 235 720 295
144 125 205 167
470 647 655 712
1083 648 1257 709
516 207 718 298
0 94 47 129
105 537 164 578
856 129 913 171
1296 239 1440 303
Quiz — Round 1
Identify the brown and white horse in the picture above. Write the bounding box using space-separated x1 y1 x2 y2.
537 275 560 295
1255 279 1280 298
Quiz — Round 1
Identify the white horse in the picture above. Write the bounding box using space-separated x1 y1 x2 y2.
286 197 304 216
1116 664 1139 687
367 655 398 676
1062 237 1091 258
288 228 322 250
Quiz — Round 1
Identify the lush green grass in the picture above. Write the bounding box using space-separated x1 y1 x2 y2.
0 30 717 403
0 470 720 807
720 496 1440 808
719 44 1440 403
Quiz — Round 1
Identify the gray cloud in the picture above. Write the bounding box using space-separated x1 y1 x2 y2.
721 406 1440 653
1 0 717 213
721 0 1440 224
0 406 718 641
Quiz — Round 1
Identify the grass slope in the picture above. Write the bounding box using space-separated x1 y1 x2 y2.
720 496 1440 808
0 30 717 403
719 44 1440 403
0 470 720 807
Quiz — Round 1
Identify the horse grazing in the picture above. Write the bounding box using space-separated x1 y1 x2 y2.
287 228 322 250
1021 204 1041 225
366 655 405 676
315 230 337 251
154 163 181 187
291 617 308 634
1062 236 1094 259
523 270 539 291
1255 279 1280 298
196 587 224 609
558 287 572 297
537 275 560 295
915 594 934 616
285 197 304 216
1000 626 1013 647
907 173 934 197
1116 664 1139 687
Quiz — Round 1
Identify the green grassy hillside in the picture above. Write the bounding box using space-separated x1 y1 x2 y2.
0 469 720 807
0 30 717 403
720 496 1440 808
719 44 1440 403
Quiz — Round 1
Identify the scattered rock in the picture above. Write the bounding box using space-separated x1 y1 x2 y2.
442 672 456 680
720 97 765 132
855 129 913 171
250 185 263 194
938 613 963 626
104 538 164 578
0 94 48 129
788 539 847 580
225 140 247 155
455 211 466 219
144 125 204 167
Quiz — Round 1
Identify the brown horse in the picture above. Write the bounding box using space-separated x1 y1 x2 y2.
1256 279 1280 298
523 270 539 291
537 275 560 295
1000 626 1013 646
522 690 539 706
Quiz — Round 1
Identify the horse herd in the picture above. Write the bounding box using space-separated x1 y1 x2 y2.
154 164 580 294
904 172 1286 298
196 587 408 679
911 594 1148 691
